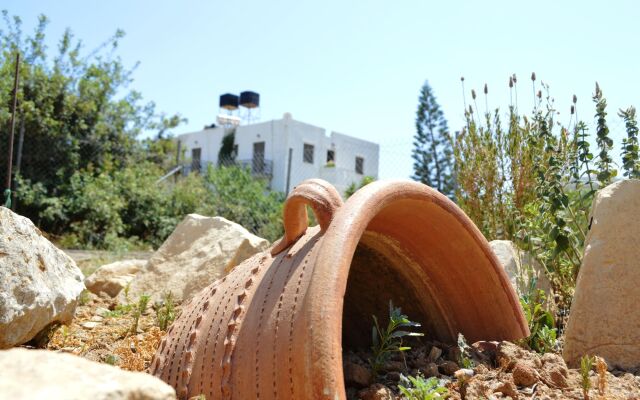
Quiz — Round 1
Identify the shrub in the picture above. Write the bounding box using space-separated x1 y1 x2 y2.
454 76 636 316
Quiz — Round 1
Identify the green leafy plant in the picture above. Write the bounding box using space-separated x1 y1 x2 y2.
130 294 150 335
104 303 135 318
520 289 557 353
580 354 595 400
398 374 449 400
154 291 176 331
369 301 424 378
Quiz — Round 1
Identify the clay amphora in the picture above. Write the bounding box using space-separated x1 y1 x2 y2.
151 179 528 399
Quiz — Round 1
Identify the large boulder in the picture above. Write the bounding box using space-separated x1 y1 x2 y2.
489 240 552 297
0 207 84 349
85 259 147 297
563 179 640 369
124 214 269 303
0 348 176 399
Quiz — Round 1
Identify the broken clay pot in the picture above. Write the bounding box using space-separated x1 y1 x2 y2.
151 179 528 399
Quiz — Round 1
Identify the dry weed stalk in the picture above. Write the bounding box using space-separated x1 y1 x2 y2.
596 356 608 398
113 326 164 372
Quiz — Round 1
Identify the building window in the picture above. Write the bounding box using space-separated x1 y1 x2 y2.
191 148 202 173
253 142 265 174
303 143 314 164
326 150 335 163
355 156 364 174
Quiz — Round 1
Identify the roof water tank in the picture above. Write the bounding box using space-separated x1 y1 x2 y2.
220 93 239 110
239 91 260 109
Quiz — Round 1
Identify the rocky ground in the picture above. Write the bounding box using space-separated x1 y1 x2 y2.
31 291 640 399
40 291 176 373
345 339 640 399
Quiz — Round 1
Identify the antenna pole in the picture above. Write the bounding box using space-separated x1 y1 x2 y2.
5 52 20 208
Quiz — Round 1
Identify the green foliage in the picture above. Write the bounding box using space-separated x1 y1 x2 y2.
345 175 375 198
204 164 284 241
104 303 135 318
580 354 595 399
618 106 640 179
398 374 449 400
454 75 635 314
592 83 616 185
369 301 424 378
218 129 236 165
412 81 456 199
154 291 176 331
519 289 557 353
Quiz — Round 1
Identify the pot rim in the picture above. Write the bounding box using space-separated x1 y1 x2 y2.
303 179 529 398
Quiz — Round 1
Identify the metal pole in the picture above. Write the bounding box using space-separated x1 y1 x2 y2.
174 140 181 183
285 147 293 194
4 53 20 208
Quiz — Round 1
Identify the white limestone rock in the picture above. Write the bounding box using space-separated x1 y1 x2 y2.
0 348 176 399
0 207 84 349
124 214 269 303
85 259 147 297
489 239 553 297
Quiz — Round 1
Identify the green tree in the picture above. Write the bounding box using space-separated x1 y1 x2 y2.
411 81 455 199
0 11 181 233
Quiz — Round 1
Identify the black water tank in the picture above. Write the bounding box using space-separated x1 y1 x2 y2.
240 91 260 109
220 93 239 110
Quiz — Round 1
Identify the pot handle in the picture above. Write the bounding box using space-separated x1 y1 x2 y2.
271 179 343 255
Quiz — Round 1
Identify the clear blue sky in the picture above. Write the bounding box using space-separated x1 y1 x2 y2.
8 0 640 179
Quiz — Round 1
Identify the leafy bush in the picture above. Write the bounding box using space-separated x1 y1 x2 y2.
454 75 639 316
204 164 284 241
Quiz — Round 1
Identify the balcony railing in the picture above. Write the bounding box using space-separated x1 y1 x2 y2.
181 159 273 179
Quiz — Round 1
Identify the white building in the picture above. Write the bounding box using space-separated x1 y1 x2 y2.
176 113 379 195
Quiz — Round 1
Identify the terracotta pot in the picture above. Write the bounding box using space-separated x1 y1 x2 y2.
151 179 528 399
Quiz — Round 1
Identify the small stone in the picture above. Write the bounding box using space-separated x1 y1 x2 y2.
382 360 404 372
512 362 538 387
419 362 439 378
90 316 103 322
357 383 394 400
454 368 474 382
438 361 459 376
80 321 99 330
428 346 443 362
385 371 401 382
492 379 519 398
344 361 371 387
95 307 110 317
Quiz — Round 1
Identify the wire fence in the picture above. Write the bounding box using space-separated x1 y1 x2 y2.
0 113 631 251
